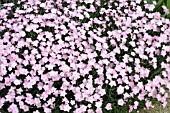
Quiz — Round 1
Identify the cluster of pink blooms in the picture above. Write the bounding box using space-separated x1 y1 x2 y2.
0 0 170 113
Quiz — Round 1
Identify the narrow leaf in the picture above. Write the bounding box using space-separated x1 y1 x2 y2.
154 0 164 11
166 0 170 11
147 0 153 4
164 0 167 5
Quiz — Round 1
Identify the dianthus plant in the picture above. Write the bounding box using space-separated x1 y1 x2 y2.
0 0 170 113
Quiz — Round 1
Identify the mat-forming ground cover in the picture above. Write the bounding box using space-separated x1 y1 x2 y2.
0 0 170 113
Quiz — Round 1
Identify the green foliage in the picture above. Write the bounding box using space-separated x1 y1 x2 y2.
154 0 164 11
147 0 153 4
153 0 170 18
166 0 170 10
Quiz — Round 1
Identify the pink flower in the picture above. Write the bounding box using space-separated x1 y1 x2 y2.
105 103 112 110
162 101 167 108
95 108 102 113
95 101 102 108
0 98 5 108
8 103 19 113
134 101 139 109
117 85 124 95
20 31 26 37
84 0 94 4
145 100 153 109
33 110 40 113
138 94 145 100
129 105 134 112
118 99 125 106
14 79 21 85
44 107 51 113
